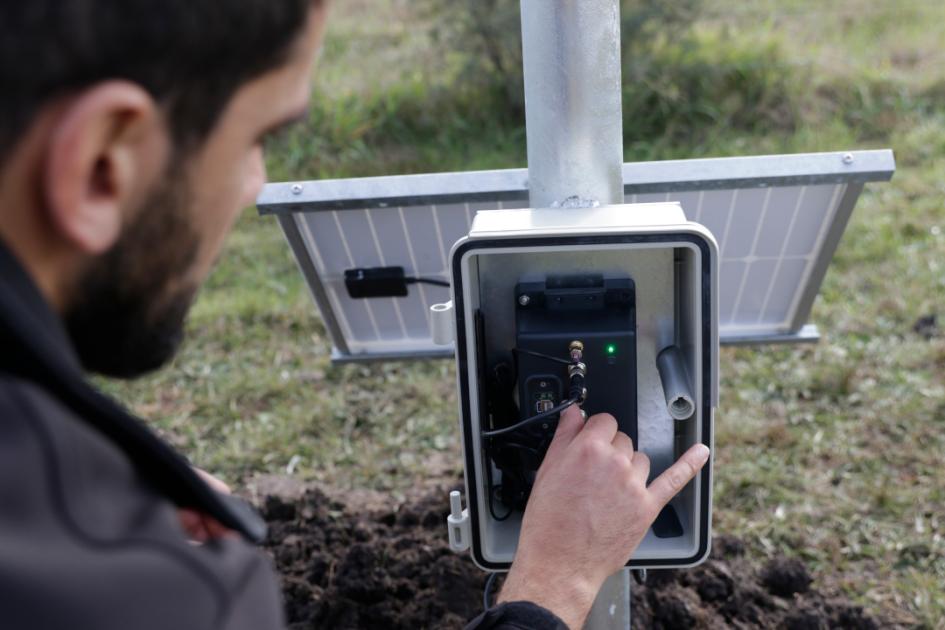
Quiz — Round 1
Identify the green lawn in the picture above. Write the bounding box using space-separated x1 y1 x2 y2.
101 1 945 625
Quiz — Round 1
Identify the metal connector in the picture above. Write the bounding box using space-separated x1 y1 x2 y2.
568 361 587 378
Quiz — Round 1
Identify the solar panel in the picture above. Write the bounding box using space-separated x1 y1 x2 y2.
258 149 894 362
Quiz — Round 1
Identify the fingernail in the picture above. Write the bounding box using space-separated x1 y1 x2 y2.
696 444 711 463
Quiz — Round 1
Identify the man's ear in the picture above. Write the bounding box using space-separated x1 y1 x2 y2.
43 81 167 254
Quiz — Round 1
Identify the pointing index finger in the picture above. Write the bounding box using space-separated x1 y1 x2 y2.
647 444 710 508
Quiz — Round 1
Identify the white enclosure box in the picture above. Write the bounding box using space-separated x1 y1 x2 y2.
441 202 719 570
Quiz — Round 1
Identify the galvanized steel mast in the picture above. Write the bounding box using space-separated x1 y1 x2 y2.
520 0 625 209
519 1 631 628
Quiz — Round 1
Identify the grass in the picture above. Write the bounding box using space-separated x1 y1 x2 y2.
100 0 945 626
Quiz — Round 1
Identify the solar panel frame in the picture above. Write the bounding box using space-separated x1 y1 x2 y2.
258 150 894 363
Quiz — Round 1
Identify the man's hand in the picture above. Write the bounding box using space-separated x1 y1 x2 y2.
178 467 236 543
497 406 711 628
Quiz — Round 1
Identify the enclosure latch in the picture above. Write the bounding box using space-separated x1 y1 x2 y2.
447 490 470 552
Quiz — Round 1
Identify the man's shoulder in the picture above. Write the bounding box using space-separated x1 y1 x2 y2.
0 371 59 409
0 373 284 630
0 372 127 469
0 372 74 439
0 373 160 537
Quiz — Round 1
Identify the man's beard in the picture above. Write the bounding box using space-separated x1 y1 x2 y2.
64 169 201 379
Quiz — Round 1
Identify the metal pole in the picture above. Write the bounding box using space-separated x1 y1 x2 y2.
583 569 631 630
520 2 630 628
520 0 625 208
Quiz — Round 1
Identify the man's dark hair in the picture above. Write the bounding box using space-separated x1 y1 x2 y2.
0 0 319 163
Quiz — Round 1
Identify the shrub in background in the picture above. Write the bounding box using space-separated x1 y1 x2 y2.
416 0 702 116
267 2 924 179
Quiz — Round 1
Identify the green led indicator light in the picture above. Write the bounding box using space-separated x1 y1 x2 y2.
606 344 617 355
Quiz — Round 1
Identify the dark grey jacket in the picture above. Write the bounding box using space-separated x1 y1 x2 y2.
0 241 564 630
0 242 284 629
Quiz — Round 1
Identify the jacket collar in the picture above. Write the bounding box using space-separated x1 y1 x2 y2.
0 239 266 543
0 240 83 376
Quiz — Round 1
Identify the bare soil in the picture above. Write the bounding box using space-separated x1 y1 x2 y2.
257 482 886 629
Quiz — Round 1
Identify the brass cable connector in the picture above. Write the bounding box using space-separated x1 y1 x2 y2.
567 341 588 404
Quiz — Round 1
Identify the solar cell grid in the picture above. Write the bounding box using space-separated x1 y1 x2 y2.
260 151 893 361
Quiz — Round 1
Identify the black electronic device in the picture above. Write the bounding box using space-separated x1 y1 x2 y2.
515 274 637 443
482 274 637 511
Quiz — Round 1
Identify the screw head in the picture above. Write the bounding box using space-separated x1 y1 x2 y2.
518 294 530 306
842 152 854 164
291 183 304 195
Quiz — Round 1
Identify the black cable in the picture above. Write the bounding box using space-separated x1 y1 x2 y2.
483 572 500 610
406 276 450 288
481 398 578 438
484 455 513 521
512 347 572 365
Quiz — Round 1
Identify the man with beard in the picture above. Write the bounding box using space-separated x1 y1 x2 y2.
0 1 710 628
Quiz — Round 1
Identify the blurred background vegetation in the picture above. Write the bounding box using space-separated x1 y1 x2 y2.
265 0 943 180
103 0 944 625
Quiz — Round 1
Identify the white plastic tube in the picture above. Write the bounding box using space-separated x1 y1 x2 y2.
430 301 454 345
657 346 695 420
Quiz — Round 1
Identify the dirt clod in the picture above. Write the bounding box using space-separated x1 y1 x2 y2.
258 484 885 629
760 557 813 597
912 313 938 339
783 607 828 630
